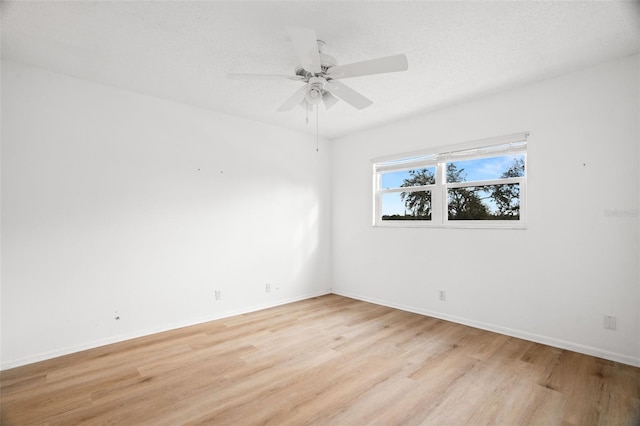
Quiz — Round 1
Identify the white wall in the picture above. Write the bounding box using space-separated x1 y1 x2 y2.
1 61 332 369
331 54 640 366
2 55 638 370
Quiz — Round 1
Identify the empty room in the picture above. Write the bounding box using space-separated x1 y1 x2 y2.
1 1 639 424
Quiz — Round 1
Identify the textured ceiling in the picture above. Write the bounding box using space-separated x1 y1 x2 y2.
2 1 639 140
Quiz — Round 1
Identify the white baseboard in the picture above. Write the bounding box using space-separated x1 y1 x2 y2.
331 289 640 368
1 289 331 370
5 288 637 370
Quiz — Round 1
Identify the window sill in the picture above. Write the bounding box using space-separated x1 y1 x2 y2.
373 222 527 230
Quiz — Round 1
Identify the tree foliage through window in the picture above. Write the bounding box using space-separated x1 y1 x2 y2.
383 157 524 221
399 168 435 219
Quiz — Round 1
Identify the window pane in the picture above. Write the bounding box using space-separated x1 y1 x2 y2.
446 155 525 183
447 184 520 220
381 167 435 189
382 191 432 221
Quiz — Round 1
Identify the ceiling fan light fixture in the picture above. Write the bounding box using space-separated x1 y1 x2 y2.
305 76 326 105
305 87 323 105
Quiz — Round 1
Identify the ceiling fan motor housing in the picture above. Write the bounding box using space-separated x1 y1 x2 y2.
295 41 338 78
319 53 337 73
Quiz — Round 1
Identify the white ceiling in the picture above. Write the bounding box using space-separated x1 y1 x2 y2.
2 1 639 140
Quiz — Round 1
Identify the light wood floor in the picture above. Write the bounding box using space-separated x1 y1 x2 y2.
2 294 639 425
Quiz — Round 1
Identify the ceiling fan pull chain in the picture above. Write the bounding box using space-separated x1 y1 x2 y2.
316 105 319 152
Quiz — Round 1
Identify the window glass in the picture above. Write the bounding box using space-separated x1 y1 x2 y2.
447 183 520 220
372 134 527 228
446 155 525 183
382 191 432 221
381 167 435 189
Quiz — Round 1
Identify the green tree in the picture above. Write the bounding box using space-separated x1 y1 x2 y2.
489 158 524 218
397 159 523 220
399 168 435 218
446 163 491 220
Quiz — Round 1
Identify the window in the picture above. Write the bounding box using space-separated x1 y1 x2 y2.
373 133 528 228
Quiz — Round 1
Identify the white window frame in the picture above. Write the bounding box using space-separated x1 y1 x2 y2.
372 132 528 229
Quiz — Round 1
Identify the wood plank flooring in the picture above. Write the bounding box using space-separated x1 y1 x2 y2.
1 294 639 425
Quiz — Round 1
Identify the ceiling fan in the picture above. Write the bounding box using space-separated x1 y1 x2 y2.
228 26 409 112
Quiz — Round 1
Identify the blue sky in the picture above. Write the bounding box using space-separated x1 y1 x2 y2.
452 154 524 182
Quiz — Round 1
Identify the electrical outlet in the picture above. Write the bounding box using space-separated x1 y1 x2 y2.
439 290 446 301
603 315 616 330
215 290 222 301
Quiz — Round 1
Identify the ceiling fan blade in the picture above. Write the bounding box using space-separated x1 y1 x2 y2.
227 73 304 81
326 81 372 110
327 54 408 80
277 85 309 112
322 92 339 110
287 26 322 74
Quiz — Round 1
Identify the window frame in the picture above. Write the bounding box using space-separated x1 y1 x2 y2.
372 133 528 229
